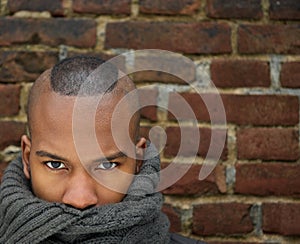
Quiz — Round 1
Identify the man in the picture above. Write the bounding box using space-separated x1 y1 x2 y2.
0 56 204 243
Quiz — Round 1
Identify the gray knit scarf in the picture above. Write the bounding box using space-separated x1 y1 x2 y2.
0 144 170 243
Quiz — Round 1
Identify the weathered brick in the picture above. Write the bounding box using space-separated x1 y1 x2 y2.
67 51 126 72
168 93 299 126
281 62 300 88
0 84 20 116
105 22 232 54
238 24 300 54
0 121 26 150
7 0 64 16
211 60 270 87
206 0 262 19
162 204 182 232
237 128 299 161
138 88 158 121
223 95 299 126
0 18 96 48
162 163 226 195
140 0 200 15
235 163 300 196
164 127 227 160
269 0 300 20
193 203 253 235
131 53 196 84
132 71 188 84
0 51 58 82
73 0 131 15
263 203 300 235
168 93 225 123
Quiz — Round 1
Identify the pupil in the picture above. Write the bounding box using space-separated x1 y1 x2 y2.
103 162 112 169
51 162 61 168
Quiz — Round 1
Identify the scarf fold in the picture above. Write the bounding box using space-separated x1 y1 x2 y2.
0 143 170 244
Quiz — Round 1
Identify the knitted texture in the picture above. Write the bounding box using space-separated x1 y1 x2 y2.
0 143 170 243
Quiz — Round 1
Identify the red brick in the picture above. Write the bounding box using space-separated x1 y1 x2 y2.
224 95 299 126
0 121 26 150
235 163 300 196
131 53 196 84
193 203 253 235
0 18 96 48
0 84 20 116
238 24 300 54
73 0 131 15
263 203 300 235
0 51 58 82
138 88 158 121
211 60 270 87
206 0 262 19
168 93 299 126
162 204 182 232
7 0 64 16
269 0 300 20
161 163 226 195
164 127 227 160
281 62 300 88
237 128 299 161
67 51 126 72
168 93 225 123
105 22 232 54
140 0 200 15
132 72 188 84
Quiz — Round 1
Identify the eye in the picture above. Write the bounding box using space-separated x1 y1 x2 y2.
97 162 118 170
45 161 66 170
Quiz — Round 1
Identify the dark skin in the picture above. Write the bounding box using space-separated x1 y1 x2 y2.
22 70 146 209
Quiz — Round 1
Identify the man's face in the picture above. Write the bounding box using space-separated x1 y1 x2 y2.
21 90 144 209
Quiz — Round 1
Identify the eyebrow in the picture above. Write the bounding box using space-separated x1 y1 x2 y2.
92 151 127 163
35 150 127 163
36 150 68 161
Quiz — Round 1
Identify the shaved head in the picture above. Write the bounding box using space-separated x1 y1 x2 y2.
27 56 140 140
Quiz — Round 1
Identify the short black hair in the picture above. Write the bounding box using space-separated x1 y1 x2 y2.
27 56 140 140
50 56 118 96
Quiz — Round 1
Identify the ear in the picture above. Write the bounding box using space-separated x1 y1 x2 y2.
21 135 31 179
135 137 146 173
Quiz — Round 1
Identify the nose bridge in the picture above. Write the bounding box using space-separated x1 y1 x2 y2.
62 168 98 209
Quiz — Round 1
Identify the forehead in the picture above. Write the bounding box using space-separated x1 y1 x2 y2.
30 91 136 158
31 91 120 127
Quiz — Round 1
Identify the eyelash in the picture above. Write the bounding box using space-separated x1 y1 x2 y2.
96 162 119 170
43 161 119 171
44 161 66 170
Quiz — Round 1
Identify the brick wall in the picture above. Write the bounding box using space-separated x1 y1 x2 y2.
0 0 300 243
